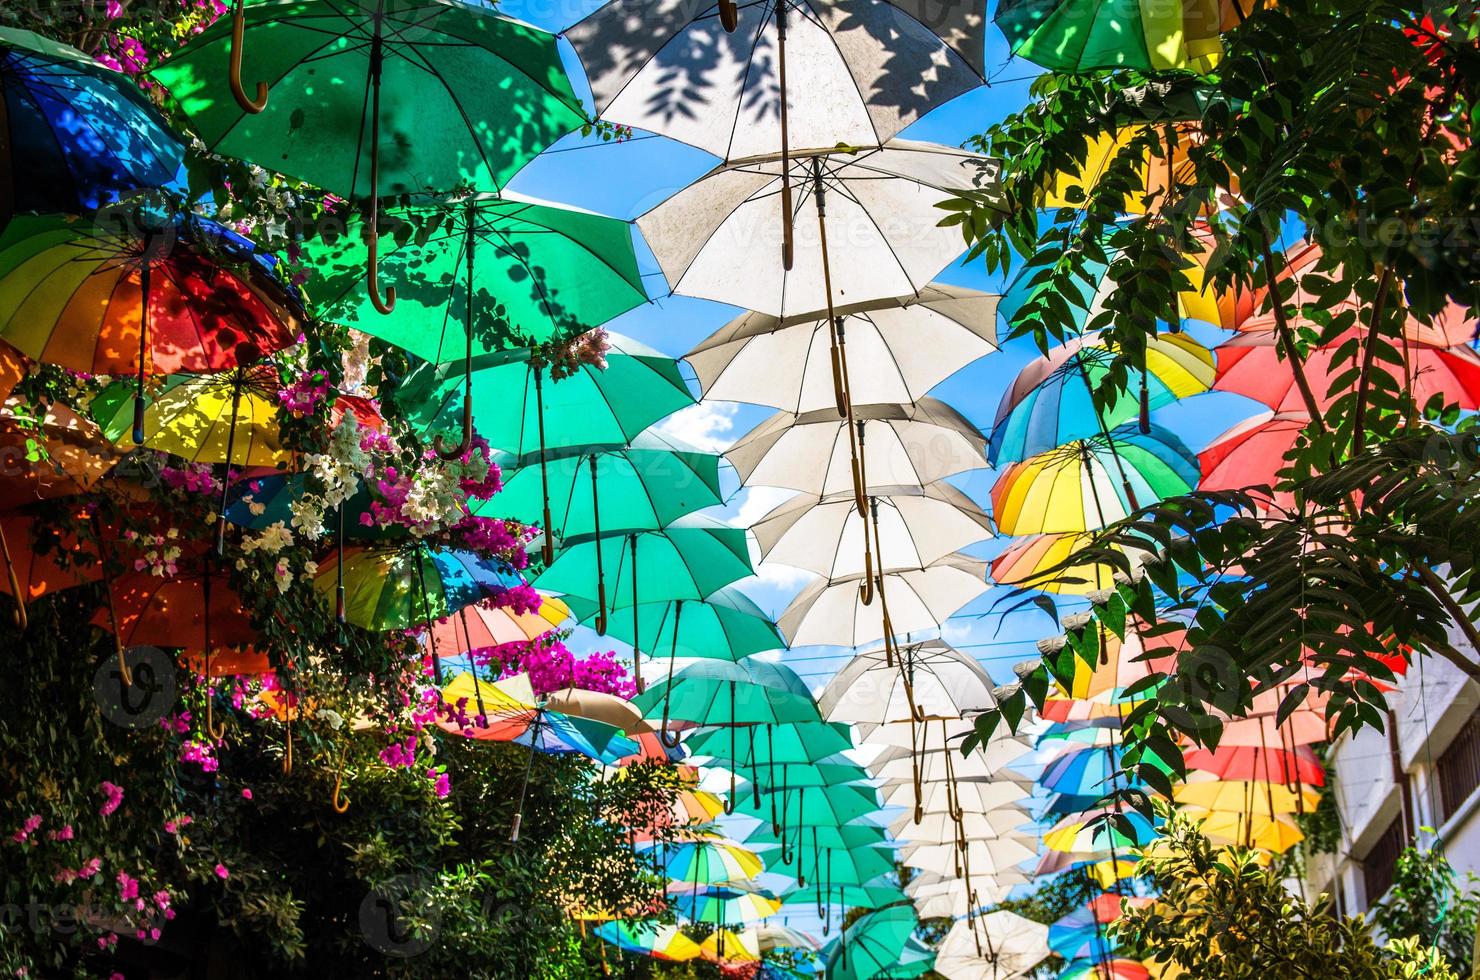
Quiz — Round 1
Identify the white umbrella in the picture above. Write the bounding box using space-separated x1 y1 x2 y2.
686 284 1000 414
881 777 1029 815
567 0 985 178
906 875 1017 920
934 911 1050 980
729 398 987 504
753 482 993 579
890 808 1030 845
820 639 998 726
755 922 820 953
900 836 1038 876
776 553 988 648
640 140 1002 319
871 745 1030 785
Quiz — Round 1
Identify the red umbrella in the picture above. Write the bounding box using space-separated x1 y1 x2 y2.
1214 330 1480 412
0 513 100 604
1198 411 1310 511
1230 243 1476 347
1183 744 1325 785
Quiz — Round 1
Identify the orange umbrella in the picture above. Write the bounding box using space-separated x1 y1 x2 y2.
424 596 569 657
0 399 119 510
0 513 100 605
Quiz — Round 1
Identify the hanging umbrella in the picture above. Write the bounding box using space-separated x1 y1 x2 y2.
672 882 782 927
992 425 1199 536
747 821 889 852
698 927 760 964
0 514 100 605
821 638 998 726
1172 777 1320 814
760 840 896 887
593 920 701 962
1043 808 1161 854
509 708 640 763
933 910 1050 979
990 531 1148 596
778 553 989 648
536 518 753 689
733 760 873 792
565 587 785 664
756 923 820 954
0 213 299 441
879 774 1033 818
647 837 765 884
423 596 569 656
889 808 1028 846
825 904 917 980
1037 124 1236 217
780 882 907 912
152 0 583 311
567 0 985 171
1213 329 1480 413
684 720 854 766
753 482 992 579
439 670 537 741
686 284 1000 414
0 399 119 510
486 431 721 545
1187 807 1305 852
397 335 694 561
899 837 1038 876
0 27 182 218
1058 959 1152 980
1047 894 1150 962
995 0 1228 72
301 193 646 456
732 781 880 827
988 333 1215 465
1039 627 1183 702
1198 410 1309 512
316 544 523 633
1183 744 1325 785
729 397 987 504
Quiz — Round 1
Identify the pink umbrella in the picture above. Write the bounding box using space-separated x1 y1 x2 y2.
1184 744 1325 785
1198 411 1310 511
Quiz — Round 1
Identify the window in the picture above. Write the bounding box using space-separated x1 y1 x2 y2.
1436 710 1480 823
1362 816 1405 905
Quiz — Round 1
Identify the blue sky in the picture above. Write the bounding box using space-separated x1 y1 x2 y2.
500 0 1268 692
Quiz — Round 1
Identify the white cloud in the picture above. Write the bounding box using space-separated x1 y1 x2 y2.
651 401 739 453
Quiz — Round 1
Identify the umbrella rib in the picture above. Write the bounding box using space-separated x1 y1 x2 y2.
720 0 777 163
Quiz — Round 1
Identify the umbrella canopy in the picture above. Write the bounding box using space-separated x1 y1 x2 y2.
683 721 854 765
1043 808 1161 854
732 760 873 792
899 837 1038 877
97 559 257 654
300 194 645 443
568 0 984 164
439 671 537 741
687 284 1000 414
152 0 580 198
671 883 782 927
639 139 1004 320
1188 807 1305 852
755 923 820 953
988 333 1215 465
729 398 987 499
0 399 119 510
1198 410 1309 511
511 709 640 764
753 482 993 579
882 775 1030 815
731 782 881 827
1039 125 1235 216
541 687 645 735
486 431 722 543
759 838 897 886
0 213 298 395
315 545 523 632
821 638 998 725
0 27 182 216
826 905 918 980
1172 777 1321 815
0 514 100 604
746 821 889 851
990 531 1147 595
648 837 765 883
995 0 1227 71
1058 959 1152 980
698 927 760 964
779 882 908 911
425 596 570 656
93 365 288 467
632 659 820 729
778 553 990 648
593 920 700 962
1213 329 1480 413
991 425 1200 535
566 587 785 663
934 910 1050 979
1183 744 1325 786
889 808 1028 846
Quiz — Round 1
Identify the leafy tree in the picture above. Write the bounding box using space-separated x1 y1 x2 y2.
953 0 1480 814
1371 838 1479 975
1113 812 1458 979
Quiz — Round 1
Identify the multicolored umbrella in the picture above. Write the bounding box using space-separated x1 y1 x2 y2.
990 531 1147 595
424 596 570 658
0 213 299 440
1044 808 1161 854
0 27 182 216
593 920 700 962
647 837 765 884
671 882 782 927
1183 744 1325 786
0 399 119 511
992 425 1199 535
995 0 1228 71
698 927 760 965
1058 958 1152 980
153 0 583 308
315 545 522 633
988 333 1215 464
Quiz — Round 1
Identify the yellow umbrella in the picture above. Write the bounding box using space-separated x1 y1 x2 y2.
438 671 538 740
1173 778 1321 815
699 928 760 964
1042 126 1237 218
1182 807 1306 853
95 365 288 467
990 532 1145 595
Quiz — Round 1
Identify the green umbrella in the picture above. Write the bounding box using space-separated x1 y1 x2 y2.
152 0 583 310
746 823 889 853
565 587 784 665
995 0 1227 73
482 432 721 629
733 783 879 829
758 838 896 892
736 761 873 792
780 883 908 915
536 518 752 691
826 904 919 980
301 194 646 457
683 722 854 766
398 335 694 562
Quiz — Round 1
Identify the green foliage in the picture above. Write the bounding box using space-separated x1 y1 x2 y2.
1371 838 1479 976
1113 812 1459 979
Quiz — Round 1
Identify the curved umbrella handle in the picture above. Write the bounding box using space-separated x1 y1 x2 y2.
331 762 351 814
432 397 472 460
229 0 268 114
658 690 684 749
366 204 397 315
718 0 739 32
0 522 26 630
724 766 736 815
281 718 293 774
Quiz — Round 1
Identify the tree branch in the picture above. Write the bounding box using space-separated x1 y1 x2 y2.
1351 264 1394 457
1411 563 1480 684
1259 240 1327 431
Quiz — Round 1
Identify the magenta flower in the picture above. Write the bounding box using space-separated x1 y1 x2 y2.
98 781 124 817
214 864 229 880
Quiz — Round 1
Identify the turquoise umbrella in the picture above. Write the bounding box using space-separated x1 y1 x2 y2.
826 905 919 980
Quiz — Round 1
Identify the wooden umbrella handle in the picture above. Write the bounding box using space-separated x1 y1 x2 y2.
229 0 268 114
718 0 739 32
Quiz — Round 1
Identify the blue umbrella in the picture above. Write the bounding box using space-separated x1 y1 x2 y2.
1 27 182 217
